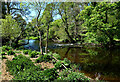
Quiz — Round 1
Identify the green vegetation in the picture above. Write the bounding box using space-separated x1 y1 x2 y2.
2 1 120 81
29 50 38 58
35 54 52 63
7 50 15 55
23 50 29 54
2 46 12 51
1 52 6 55
4 48 89 81
58 68 89 81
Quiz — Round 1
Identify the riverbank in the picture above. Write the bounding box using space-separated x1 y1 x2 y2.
1 46 94 81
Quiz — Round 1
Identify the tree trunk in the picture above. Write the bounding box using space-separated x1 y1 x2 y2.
39 31 43 55
109 37 115 46
45 24 49 54
7 2 10 14
9 39 12 47
74 20 77 41
64 18 75 43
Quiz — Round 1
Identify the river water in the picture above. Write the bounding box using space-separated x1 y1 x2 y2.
23 40 120 81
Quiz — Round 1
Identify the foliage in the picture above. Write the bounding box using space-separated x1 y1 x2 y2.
7 50 15 55
58 68 90 81
80 2 120 45
28 49 32 55
2 46 12 51
6 54 58 81
23 50 29 54
6 54 35 75
18 46 25 50
52 53 61 60
35 54 52 63
13 54 17 57
54 60 62 69
2 55 7 59
29 50 38 58
0 15 21 44
62 58 71 67
1 52 6 55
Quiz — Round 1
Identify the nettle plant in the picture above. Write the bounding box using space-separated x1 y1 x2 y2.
23 50 29 54
29 50 38 58
58 68 90 81
35 54 53 63
2 46 12 51
7 50 15 55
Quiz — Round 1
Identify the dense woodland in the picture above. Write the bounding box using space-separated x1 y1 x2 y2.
1 1 120 81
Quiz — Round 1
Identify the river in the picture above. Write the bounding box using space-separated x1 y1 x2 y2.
23 39 120 81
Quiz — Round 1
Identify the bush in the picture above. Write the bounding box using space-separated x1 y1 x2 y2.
6 54 58 81
2 55 7 59
7 50 15 55
13 54 17 57
58 68 90 81
28 49 32 55
6 54 35 75
52 59 56 64
53 53 61 60
29 50 38 58
18 46 24 50
1 52 6 55
35 54 52 63
36 55 44 63
2 46 12 51
16 48 19 50
23 50 29 54
54 60 62 69
62 58 71 67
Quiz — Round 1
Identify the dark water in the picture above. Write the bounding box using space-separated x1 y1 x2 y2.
24 40 120 81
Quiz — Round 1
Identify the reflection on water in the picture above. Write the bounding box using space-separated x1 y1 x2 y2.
23 40 120 80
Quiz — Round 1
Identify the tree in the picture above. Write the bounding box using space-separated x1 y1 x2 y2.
57 2 76 43
13 14 27 46
56 2 86 43
2 1 30 19
80 2 120 46
41 3 54 53
0 15 20 46
30 2 46 54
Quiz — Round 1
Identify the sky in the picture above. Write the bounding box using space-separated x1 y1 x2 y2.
22 5 61 24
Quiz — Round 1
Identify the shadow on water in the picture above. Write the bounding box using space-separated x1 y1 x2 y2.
23 40 120 81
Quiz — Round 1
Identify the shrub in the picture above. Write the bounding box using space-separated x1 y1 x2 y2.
52 53 61 60
52 59 56 64
58 68 90 81
43 54 52 62
18 46 24 50
35 54 52 63
28 49 32 55
7 50 15 55
16 48 19 50
23 50 29 54
35 55 44 63
2 55 7 59
54 60 62 69
1 52 6 55
6 54 58 81
2 46 12 51
6 54 35 75
13 54 17 57
62 58 71 67
29 50 38 58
